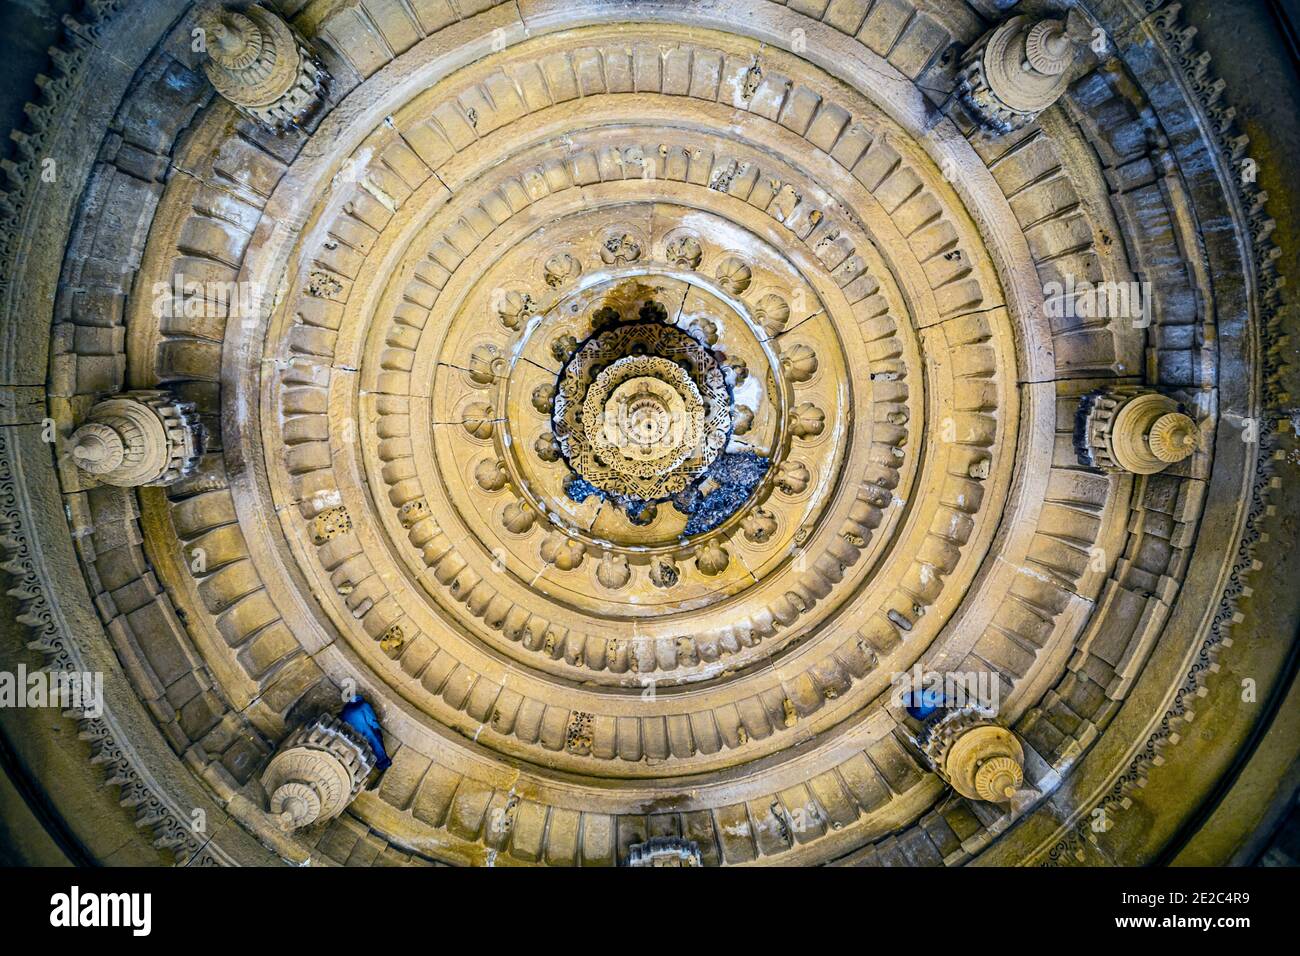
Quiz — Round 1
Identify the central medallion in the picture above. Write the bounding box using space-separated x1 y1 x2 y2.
554 317 731 504
589 358 700 467
431 211 852 604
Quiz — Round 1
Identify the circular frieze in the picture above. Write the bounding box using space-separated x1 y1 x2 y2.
7 0 1275 870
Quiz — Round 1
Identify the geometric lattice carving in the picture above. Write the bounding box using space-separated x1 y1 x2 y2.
553 317 731 501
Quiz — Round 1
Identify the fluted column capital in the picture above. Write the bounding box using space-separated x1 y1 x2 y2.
196 3 328 130
68 389 204 487
1076 388 1199 475
261 715 376 831
955 11 1093 135
920 708 1027 804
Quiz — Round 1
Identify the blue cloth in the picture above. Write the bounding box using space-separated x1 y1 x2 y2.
340 696 391 770
906 686 947 721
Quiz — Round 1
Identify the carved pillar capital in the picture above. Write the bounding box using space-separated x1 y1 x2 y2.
1076 388 1199 475
956 11 1091 134
920 708 1026 804
68 389 204 487
261 715 377 831
196 3 327 130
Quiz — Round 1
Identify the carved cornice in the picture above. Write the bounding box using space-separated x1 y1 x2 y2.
1038 0 1289 866
0 1 128 299
0 430 220 865
0 0 227 866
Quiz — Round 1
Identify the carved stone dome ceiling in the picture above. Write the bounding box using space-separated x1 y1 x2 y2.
0 0 1294 868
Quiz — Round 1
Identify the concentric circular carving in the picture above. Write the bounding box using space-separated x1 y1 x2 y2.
256 25 1030 783
8 0 1281 870
557 315 728 505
